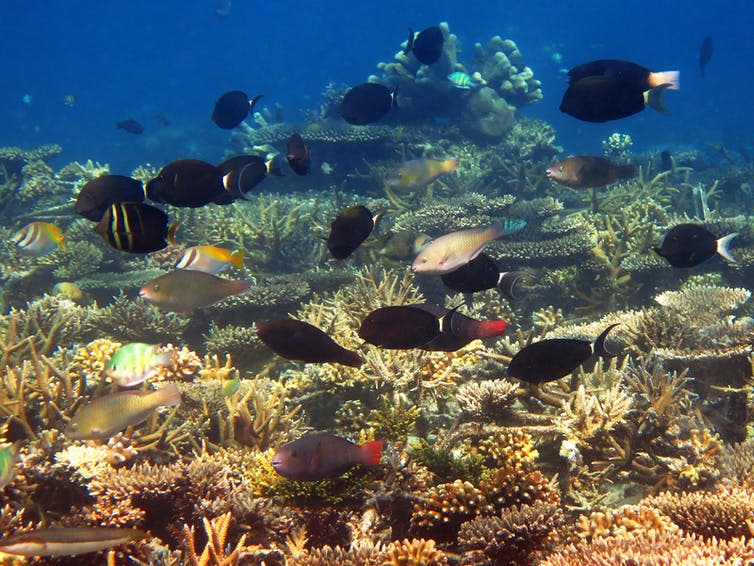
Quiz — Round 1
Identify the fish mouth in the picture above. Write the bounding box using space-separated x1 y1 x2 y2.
545 168 554 178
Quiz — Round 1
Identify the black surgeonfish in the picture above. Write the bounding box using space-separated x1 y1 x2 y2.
440 253 523 299
358 305 441 349
213 155 282 204
340 83 397 125
699 36 713 78
507 324 619 384
404 25 444 66
287 133 311 175
211 90 263 129
75 175 145 222
653 223 737 268
567 60 680 91
326 205 380 259
116 119 144 134
256 319 363 368
93 202 178 253
146 159 224 207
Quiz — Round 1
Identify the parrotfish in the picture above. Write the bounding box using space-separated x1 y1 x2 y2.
654 224 737 268
64 383 181 440
412 219 526 275
256 319 363 368
140 270 250 311
105 343 175 388
340 83 397 125
0 527 147 557
272 433 383 481
447 71 486 89
175 245 245 274
386 157 459 193
440 253 523 299
13 222 65 255
546 156 635 189
508 324 619 384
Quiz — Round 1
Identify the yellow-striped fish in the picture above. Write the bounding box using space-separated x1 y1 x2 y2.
0 527 147 557
175 245 244 273
64 383 181 440
412 219 526 274
386 158 459 193
13 222 65 255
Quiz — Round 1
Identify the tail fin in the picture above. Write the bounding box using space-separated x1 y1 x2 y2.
249 94 264 113
498 270 525 300
153 383 181 407
499 218 527 236
716 233 738 263
266 155 283 177
359 439 383 466
229 249 245 269
444 158 460 173
644 85 671 115
391 87 399 110
473 319 507 339
58 235 67 252
167 222 180 245
649 70 680 90
593 324 620 358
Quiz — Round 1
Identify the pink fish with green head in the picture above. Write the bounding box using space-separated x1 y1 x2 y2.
412 219 526 275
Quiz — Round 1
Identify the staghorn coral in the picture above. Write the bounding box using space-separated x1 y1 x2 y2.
457 378 522 421
383 538 449 565
458 502 563 565
96 292 190 344
573 504 680 543
180 511 250 566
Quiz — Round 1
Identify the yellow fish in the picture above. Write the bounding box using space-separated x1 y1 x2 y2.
13 222 65 255
64 383 181 440
386 158 459 193
175 245 244 274
52 282 84 302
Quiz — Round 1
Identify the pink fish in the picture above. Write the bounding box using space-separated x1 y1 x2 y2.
412 219 526 275
272 433 383 481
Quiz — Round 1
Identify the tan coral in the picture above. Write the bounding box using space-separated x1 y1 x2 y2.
457 378 522 420
573 504 680 543
382 538 449 565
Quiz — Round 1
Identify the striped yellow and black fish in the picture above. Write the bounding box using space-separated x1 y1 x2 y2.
13 222 65 255
93 202 178 254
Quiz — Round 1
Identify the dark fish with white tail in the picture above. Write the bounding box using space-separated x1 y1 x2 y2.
508 324 619 384
211 90 263 129
326 205 381 259
340 83 397 125
440 253 523 299
404 25 444 66
654 223 737 268
272 433 382 481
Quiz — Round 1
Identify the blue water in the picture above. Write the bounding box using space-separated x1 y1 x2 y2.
1 0 752 172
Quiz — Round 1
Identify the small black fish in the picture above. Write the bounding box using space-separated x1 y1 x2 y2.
93 202 178 254
326 205 379 259
404 25 444 66
213 155 281 204
654 223 737 268
340 83 397 125
699 36 713 78
287 133 311 175
358 305 441 349
146 159 224 207
116 119 144 134
508 324 619 384
256 319 362 367
660 150 673 171
211 90 263 129
75 175 145 222
440 253 523 298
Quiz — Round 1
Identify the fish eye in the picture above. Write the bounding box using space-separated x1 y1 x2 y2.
153 284 160 292
558 166 564 171
421 257 428 264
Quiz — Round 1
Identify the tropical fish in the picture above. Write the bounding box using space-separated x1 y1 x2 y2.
211 90 263 129
175 245 244 274
358 305 442 349
93 202 178 254
326 205 380 260
413 303 507 352
340 83 397 125
51 282 85 303
105 343 175 388
256 319 363 368
0 445 17 490
272 433 382 481
507 324 619 384
447 71 486 89
699 36 713 78
0 527 147 557
146 159 225 208
116 119 144 134
546 156 635 188
140 270 250 311
404 26 444 66
213 154 282 204
567 59 680 91
75 174 145 222
64 383 181 440
560 76 672 122
13 222 65 255
379 231 431 261
654 224 737 268
412 219 526 275
387 158 459 193
287 132 311 176
222 377 241 397
440 253 523 299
